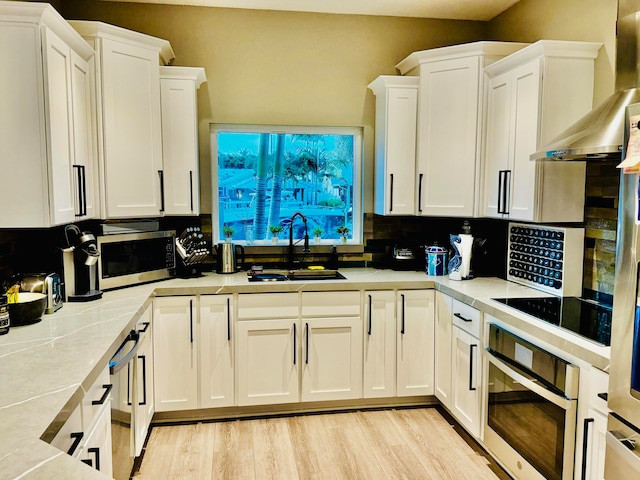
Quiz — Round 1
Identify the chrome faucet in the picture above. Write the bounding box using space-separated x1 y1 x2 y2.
288 211 310 269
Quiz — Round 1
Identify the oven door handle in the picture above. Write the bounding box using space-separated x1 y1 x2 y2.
109 330 141 375
485 350 576 410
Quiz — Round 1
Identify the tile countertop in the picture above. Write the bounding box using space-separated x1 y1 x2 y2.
0 268 610 479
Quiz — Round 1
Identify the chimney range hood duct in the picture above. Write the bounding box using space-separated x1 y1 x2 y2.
531 0 640 161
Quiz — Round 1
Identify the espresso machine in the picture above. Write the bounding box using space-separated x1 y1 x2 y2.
61 225 103 302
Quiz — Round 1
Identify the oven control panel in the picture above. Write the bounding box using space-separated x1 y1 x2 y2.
507 223 584 297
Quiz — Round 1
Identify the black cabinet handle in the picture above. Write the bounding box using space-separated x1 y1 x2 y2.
67 432 83 456
158 170 165 212
139 354 147 406
91 384 113 406
469 344 477 391
597 392 608 401
498 169 511 215
293 323 297 365
389 174 394 212
504 170 511 215
227 298 231 341
80 165 87 216
454 312 472 323
127 362 132 406
87 447 101 471
138 321 150 333
189 299 193 343
81 459 92 467
418 173 423 213
497 170 505 214
581 417 595 480
189 170 194 212
400 294 405 335
73 165 86 217
305 322 309 365
368 295 372 336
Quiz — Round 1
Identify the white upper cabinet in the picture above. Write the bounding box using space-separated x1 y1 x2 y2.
69 21 174 219
396 42 527 218
368 76 419 215
0 3 96 227
482 40 602 223
160 66 207 216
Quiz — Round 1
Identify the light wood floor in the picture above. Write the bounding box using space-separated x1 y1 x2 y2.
133 407 510 480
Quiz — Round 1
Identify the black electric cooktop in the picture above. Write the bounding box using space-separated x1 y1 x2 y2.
492 296 612 346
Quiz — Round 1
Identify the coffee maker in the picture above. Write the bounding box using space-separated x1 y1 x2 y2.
61 225 103 302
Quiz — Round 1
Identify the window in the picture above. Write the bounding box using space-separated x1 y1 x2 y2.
211 125 362 245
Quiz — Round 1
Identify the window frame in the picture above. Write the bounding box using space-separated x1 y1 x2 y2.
210 123 364 246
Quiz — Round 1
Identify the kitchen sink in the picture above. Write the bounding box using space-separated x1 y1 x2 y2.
248 269 346 282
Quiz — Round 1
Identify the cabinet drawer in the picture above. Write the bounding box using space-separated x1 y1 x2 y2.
238 293 299 319
452 299 481 338
81 366 111 433
301 291 361 317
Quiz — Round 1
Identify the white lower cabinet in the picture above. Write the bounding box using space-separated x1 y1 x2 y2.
51 365 113 476
451 326 481 437
236 293 300 406
363 291 396 398
154 295 234 411
434 291 453 408
200 295 234 408
435 293 483 438
236 318 299 406
363 289 435 399
397 290 435 396
153 296 198 411
578 367 609 480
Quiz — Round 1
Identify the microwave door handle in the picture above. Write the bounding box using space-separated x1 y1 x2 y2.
485 350 575 410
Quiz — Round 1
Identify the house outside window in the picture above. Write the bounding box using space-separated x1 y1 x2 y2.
211 125 363 246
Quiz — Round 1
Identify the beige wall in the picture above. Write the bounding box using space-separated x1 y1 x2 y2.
488 0 617 106
62 1 487 214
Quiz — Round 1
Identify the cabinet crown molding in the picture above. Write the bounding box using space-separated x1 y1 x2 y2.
367 75 418 94
484 40 603 78
68 20 175 65
396 41 528 75
0 1 93 60
159 66 207 88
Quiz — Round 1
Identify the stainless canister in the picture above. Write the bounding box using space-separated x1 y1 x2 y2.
426 245 448 276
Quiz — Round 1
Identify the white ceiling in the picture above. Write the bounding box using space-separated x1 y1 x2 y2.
104 0 521 21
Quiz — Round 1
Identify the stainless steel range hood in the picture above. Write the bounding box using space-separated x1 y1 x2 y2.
531 0 640 161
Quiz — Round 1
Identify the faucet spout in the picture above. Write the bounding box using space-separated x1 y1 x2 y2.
288 211 310 269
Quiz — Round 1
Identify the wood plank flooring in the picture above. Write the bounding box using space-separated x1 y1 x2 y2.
134 407 510 480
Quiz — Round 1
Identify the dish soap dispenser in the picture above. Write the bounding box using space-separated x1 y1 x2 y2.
448 221 473 281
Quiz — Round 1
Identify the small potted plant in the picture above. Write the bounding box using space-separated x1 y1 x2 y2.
269 224 283 244
336 225 349 244
222 224 235 242
312 226 323 245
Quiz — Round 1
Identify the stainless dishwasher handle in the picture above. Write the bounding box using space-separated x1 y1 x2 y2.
109 330 141 375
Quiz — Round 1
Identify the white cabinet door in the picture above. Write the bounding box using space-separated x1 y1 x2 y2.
153 296 198 412
483 72 512 218
200 295 234 408
160 67 205 215
100 37 164 218
434 291 453 407
133 307 153 456
236 319 299 406
70 50 98 220
301 316 363 402
80 403 113 477
417 56 480 217
508 60 541 222
396 289 435 396
451 326 481 438
368 76 418 216
363 291 396 398
583 408 607 480
43 26 76 226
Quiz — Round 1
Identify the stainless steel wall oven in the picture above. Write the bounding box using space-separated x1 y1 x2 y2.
484 324 579 480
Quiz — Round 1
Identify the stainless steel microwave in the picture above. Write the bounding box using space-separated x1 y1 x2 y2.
97 230 176 290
